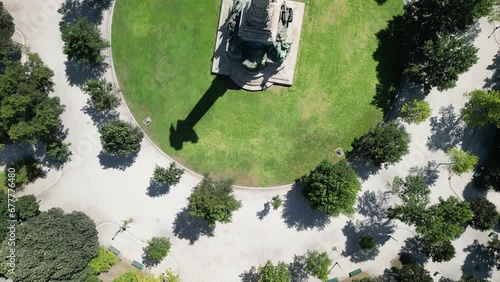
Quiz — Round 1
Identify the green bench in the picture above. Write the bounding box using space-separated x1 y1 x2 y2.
108 245 120 256
325 278 338 282
349 268 362 277
131 260 144 270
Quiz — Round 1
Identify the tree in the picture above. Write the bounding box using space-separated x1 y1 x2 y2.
61 18 109 64
358 235 376 250
400 99 432 124
476 166 500 191
406 35 478 94
357 276 386 282
257 261 291 282
82 79 120 111
145 237 172 262
462 89 500 127
421 240 456 262
6 156 43 190
99 120 144 156
46 140 72 162
304 250 332 281
0 208 99 281
0 2 15 58
392 263 433 282
15 194 39 221
445 147 478 177
302 159 361 216
416 197 473 245
487 234 500 270
151 163 184 186
388 175 430 224
160 270 180 282
0 53 67 151
0 190 9 242
271 195 282 210
113 273 140 282
469 197 499 231
351 122 410 167
88 246 117 275
188 175 241 227
459 275 489 282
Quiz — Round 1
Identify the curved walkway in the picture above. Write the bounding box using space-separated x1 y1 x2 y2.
4 0 500 281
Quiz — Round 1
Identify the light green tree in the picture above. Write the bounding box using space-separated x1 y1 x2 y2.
145 237 171 262
462 89 500 127
304 250 332 280
443 147 479 178
88 246 117 275
257 261 291 282
400 100 432 124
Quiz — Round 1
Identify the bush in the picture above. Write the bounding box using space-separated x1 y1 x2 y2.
351 122 410 167
99 120 144 156
151 163 184 186
469 197 499 231
15 194 39 221
145 237 171 262
358 235 376 250
400 99 431 124
6 156 43 190
421 240 456 262
303 159 361 216
304 250 332 280
82 79 120 112
88 246 117 275
112 273 140 282
271 195 282 210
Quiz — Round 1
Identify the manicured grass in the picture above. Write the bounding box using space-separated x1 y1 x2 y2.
112 0 403 186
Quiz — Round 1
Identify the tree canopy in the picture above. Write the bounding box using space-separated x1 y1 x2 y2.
0 208 99 281
98 120 144 156
391 263 433 282
351 122 410 167
88 246 117 275
145 236 171 262
257 260 291 282
15 194 39 221
462 89 500 127
469 197 499 231
487 235 500 270
0 2 14 58
302 159 361 216
61 18 109 64
389 175 430 224
445 147 478 176
304 250 332 281
421 239 456 262
81 79 120 111
188 175 241 227
359 235 376 250
7 156 43 190
151 163 184 186
400 99 432 124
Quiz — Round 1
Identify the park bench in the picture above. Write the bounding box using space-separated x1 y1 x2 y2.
108 245 120 256
349 268 362 277
325 278 338 282
131 260 144 270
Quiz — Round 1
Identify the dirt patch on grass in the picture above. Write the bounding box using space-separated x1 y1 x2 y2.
99 259 142 282
319 0 350 31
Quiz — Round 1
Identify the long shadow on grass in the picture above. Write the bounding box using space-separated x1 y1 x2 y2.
169 76 240 150
281 183 331 231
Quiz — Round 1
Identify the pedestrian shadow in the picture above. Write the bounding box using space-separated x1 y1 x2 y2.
172 207 215 245
408 161 439 187
58 0 113 27
281 183 331 231
461 240 495 279
146 180 171 198
98 152 137 170
357 190 390 220
239 266 260 282
398 236 428 265
256 202 270 220
64 60 108 86
427 105 473 152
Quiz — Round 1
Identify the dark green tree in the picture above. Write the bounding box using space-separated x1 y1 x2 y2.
487 235 500 270
458 275 489 282
98 120 144 156
304 250 332 281
144 236 171 262
15 194 39 221
0 190 8 241
469 197 499 231
462 89 500 127
151 163 184 186
0 208 99 281
257 261 291 282
357 276 386 282
46 140 72 162
351 122 410 167
391 263 433 282
6 156 43 190
61 18 109 64
406 35 478 94
81 79 120 111
358 235 376 250
302 159 361 216
0 2 14 58
188 175 241 227
421 240 456 262
389 175 430 224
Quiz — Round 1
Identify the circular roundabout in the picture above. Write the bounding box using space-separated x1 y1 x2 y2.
111 0 403 186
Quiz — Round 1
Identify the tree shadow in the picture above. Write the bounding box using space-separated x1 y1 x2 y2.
408 160 439 187
98 152 137 170
347 153 380 181
146 180 171 198
239 266 260 282
341 219 395 262
372 15 410 115
357 190 390 220
281 183 331 231
81 104 119 126
484 50 500 90
141 252 160 268
0 141 69 171
427 105 473 152
58 0 113 27
64 60 108 86
463 180 487 202
398 236 428 265
172 207 215 245
256 202 270 220
169 76 239 150
461 240 495 279
289 254 308 282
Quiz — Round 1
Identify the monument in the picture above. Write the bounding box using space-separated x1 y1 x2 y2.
212 0 305 91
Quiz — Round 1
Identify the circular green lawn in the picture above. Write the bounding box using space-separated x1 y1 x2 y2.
112 0 403 186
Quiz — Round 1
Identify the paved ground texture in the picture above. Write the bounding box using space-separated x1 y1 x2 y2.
3 0 500 281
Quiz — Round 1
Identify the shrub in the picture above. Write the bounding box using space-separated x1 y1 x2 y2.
99 120 144 156
145 237 171 262
88 246 117 275
151 163 184 186
358 235 376 250
271 195 282 210
400 100 431 124
6 156 43 190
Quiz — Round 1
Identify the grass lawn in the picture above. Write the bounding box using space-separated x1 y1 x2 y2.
0 171 6 193
112 0 403 186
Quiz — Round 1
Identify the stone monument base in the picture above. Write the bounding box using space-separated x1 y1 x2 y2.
211 0 305 91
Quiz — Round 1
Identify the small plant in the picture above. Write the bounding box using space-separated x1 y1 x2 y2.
151 163 184 186
121 218 133 230
271 195 282 210
358 235 376 250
